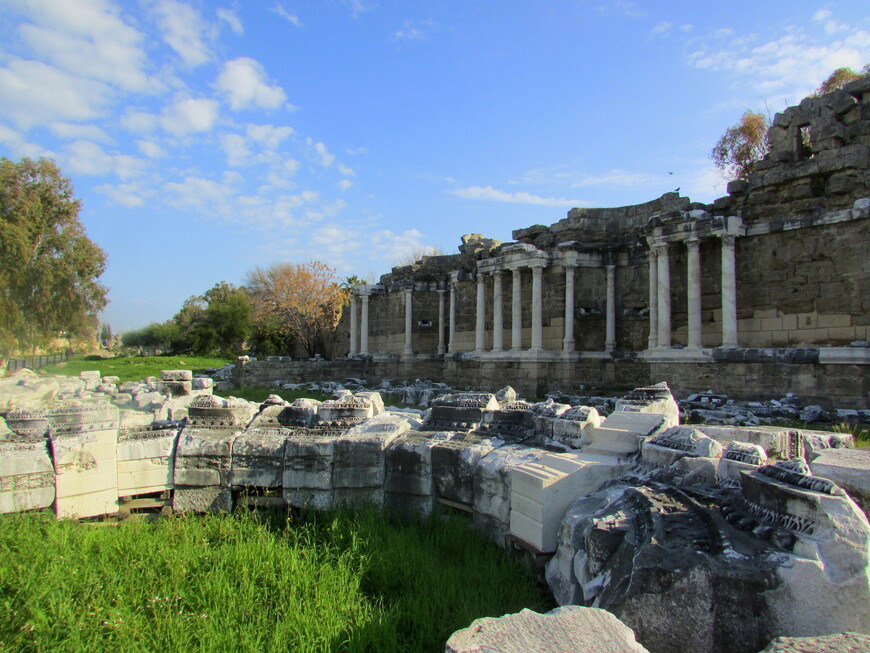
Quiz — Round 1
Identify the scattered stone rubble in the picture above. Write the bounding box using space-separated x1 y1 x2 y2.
1 370 868 653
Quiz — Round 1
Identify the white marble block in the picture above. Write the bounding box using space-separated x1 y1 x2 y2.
583 411 668 457
0 439 55 513
116 427 179 497
510 452 630 552
48 402 120 519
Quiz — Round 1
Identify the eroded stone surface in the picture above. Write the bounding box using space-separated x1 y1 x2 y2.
445 606 649 653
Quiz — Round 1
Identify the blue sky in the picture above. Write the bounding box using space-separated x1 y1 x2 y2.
1 1 868 332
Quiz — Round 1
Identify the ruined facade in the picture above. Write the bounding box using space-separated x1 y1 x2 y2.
342 78 870 406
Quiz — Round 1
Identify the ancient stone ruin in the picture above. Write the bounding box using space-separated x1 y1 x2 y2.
1 368 868 652
232 77 870 407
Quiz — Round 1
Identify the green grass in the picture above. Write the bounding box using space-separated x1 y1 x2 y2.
40 355 232 384
0 509 552 652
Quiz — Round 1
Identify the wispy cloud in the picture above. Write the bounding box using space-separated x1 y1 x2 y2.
217 8 243 35
393 19 435 42
151 0 213 68
686 11 870 100
271 4 302 28
450 185 584 207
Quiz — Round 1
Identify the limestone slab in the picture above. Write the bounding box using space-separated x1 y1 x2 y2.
116 427 178 496
231 429 289 487
173 428 235 487
445 606 649 653
473 444 547 543
283 433 336 490
172 485 232 513
808 447 870 517
0 440 55 513
510 452 630 552
431 435 498 507
583 411 667 457
48 402 119 518
282 487 333 511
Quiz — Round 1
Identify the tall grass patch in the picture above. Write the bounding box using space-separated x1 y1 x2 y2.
40 355 232 383
0 509 551 651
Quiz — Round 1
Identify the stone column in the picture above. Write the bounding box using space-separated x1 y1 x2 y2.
511 267 522 351
656 243 671 349
605 264 616 352
531 265 544 351
448 279 457 354
686 238 702 349
437 288 446 355
349 294 358 355
475 273 486 353
403 287 413 357
360 293 370 355
563 265 575 353
721 234 738 348
492 270 504 352
647 247 658 350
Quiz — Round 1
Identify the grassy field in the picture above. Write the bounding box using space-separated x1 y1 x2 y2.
40 355 232 384
0 509 552 652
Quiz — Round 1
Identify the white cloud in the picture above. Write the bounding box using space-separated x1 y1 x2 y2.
393 19 435 42
49 122 113 143
217 8 243 34
163 175 236 213
136 139 166 158
161 96 220 135
266 158 301 188
337 163 355 176
649 21 672 38
63 140 146 180
309 139 335 167
246 123 293 149
14 0 155 93
121 96 219 136
151 0 213 68
687 16 870 100
0 123 50 159
95 181 153 207
338 179 353 190
216 57 288 110
220 132 252 166
271 4 302 28
0 59 113 128
450 185 583 207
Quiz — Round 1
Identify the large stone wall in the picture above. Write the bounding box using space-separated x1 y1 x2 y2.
330 78 870 406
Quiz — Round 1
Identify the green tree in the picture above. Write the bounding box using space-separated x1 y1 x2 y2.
197 282 252 355
0 157 107 356
811 64 870 96
710 110 770 182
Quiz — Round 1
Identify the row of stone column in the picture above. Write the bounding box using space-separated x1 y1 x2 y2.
350 235 737 358
348 263 619 358
471 264 616 354
648 234 738 350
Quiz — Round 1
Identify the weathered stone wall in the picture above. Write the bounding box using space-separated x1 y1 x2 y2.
235 356 868 408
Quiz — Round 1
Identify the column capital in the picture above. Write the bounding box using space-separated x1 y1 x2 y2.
720 233 737 248
437 288 445 295
685 236 701 251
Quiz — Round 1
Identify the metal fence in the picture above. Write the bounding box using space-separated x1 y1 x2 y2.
5 351 69 372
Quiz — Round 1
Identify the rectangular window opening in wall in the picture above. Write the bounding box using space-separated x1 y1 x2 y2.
798 124 814 160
